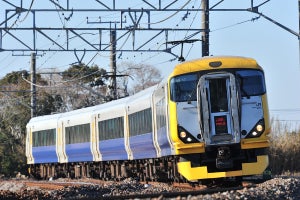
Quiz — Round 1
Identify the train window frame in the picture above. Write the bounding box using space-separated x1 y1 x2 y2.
236 69 266 97
32 129 56 147
98 117 124 140
156 98 167 129
170 69 266 102
65 123 90 144
129 108 152 137
170 73 198 102
209 78 229 113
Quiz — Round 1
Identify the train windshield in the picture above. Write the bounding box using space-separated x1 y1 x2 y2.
236 70 266 97
170 73 198 102
170 69 266 102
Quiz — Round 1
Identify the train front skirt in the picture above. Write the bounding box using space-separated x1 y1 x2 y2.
177 155 269 180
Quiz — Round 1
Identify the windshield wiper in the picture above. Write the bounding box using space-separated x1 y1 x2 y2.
187 87 197 103
237 75 250 99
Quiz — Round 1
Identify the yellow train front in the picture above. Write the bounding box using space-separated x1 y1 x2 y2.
168 56 270 181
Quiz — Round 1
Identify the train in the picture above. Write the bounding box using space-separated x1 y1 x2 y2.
25 56 270 182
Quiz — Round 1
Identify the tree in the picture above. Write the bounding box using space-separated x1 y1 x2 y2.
117 62 162 95
0 71 57 176
59 63 108 109
62 63 106 84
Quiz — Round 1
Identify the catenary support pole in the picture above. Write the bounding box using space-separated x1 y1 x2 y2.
30 52 36 118
202 0 209 57
110 30 117 100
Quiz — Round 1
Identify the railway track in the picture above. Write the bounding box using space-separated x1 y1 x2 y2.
103 184 247 200
14 178 256 199
1 176 300 199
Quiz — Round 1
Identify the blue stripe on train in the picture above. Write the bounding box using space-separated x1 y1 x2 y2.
130 132 157 159
99 138 128 161
32 146 58 163
65 142 93 162
157 126 172 156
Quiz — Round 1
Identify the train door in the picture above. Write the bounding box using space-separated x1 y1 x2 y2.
25 126 34 164
57 121 68 163
198 73 240 145
91 114 101 161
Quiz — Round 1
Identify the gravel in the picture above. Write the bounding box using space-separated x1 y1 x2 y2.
0 176 299 199
174 177 300 200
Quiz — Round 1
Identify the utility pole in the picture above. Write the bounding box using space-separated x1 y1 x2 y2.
110 30 117 100
30 52 36 118
201 0 209 57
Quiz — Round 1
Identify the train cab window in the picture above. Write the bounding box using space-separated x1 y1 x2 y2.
170 73 198 102
32 129 56 147
209 78 228 113
236 70 266 97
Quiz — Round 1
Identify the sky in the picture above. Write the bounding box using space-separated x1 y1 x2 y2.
0 0 299 130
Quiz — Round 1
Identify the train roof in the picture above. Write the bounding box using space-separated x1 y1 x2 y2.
169 56 262 77
127 84 159 113
27 83 161 124
26 112 62 130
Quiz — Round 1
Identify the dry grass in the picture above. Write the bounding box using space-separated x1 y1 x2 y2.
268 118 300 175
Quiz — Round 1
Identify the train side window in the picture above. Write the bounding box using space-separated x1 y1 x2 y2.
32 129 56 147
129 108 152 136
236 70 266 97
98 117 124 140
65 124 90 144
156 98 166 129
170 73 198 102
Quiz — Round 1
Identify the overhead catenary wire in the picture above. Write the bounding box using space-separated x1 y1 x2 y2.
184 0 202 38
2 0 35 38
21 68 103 88
126 0 201 66
211 15 261 32
146 0 192 25
86 30 132 66
0 1 274 80
270 108 300 112
38 18 89 69
2 0 201 73
270 108 300 123
18 0 35 23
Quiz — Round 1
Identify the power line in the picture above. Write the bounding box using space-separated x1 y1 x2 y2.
21 69 104 88
211 16 260 32
0 0 203 56
273 119 300 122
270 109 300 112
146 0 192 25
17 0 35 22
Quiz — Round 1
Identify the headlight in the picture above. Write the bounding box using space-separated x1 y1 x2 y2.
179 131 187 138
251 131 258 137
256 124 263 132
177 126 198 143
246 119 265 138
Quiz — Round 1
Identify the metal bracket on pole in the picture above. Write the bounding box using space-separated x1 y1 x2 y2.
248 0 300 39
73 49 86 65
